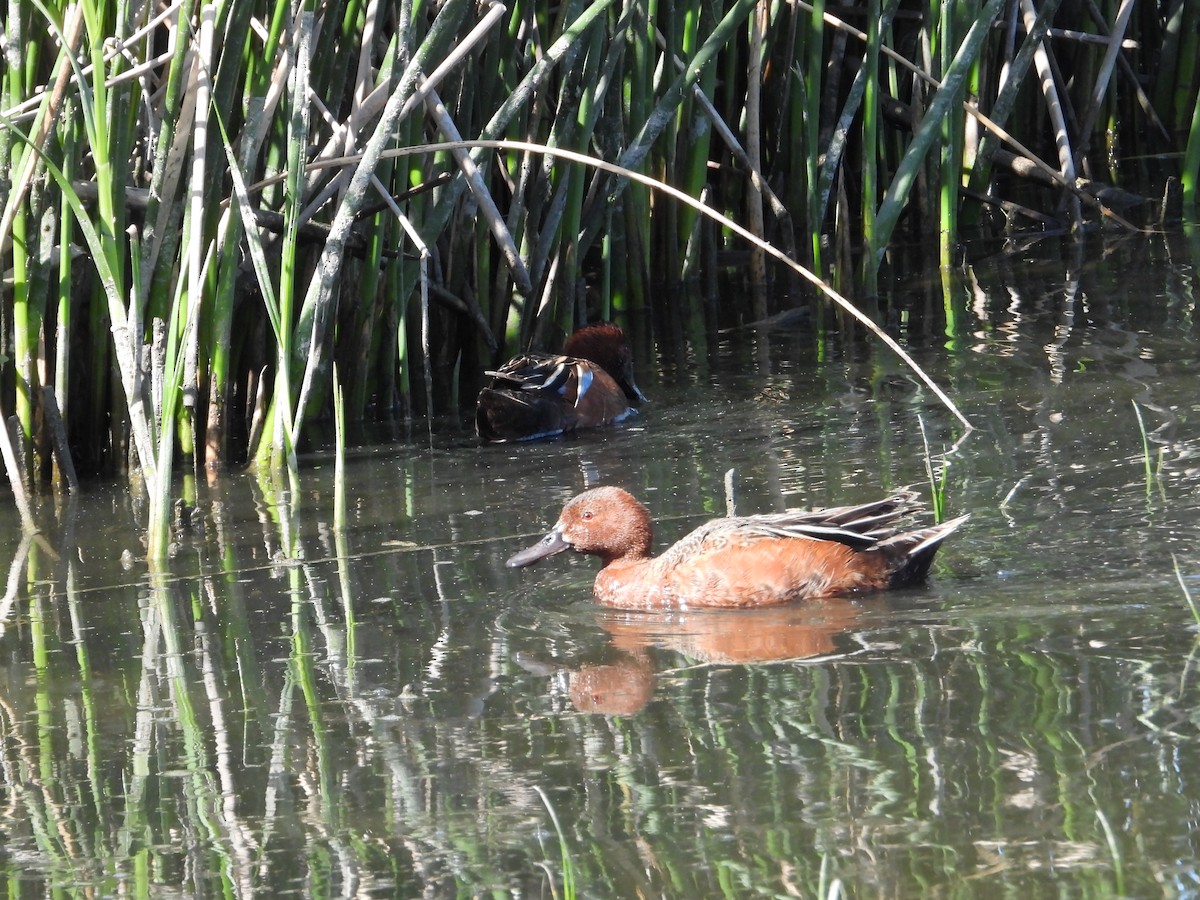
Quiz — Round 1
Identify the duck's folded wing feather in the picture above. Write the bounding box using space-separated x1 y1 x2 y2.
781 492 921 528
656 493 928 566
485 354 595 402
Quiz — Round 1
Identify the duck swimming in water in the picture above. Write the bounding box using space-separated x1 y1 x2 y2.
508 486 967 610
476 323 646 442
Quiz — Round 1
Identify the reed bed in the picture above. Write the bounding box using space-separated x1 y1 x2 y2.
1 0 1198 556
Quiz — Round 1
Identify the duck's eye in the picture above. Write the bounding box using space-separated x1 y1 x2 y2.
581 510 594 520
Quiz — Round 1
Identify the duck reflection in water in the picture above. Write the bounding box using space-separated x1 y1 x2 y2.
560 598 879 716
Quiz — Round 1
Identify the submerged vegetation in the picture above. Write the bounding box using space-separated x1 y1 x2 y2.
1 0 1198 552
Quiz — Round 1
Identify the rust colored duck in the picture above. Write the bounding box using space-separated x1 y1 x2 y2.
476 322 646 442
508 487 967 610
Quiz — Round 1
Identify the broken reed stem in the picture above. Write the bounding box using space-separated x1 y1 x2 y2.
41 386 78 490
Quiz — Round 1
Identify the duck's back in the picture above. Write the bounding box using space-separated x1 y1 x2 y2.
592 498 964 610
595 521 891 610
476 354 633 442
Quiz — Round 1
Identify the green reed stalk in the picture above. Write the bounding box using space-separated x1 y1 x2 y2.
252 3 313 473
1132 400 1153 485
408 0 619 339
392 255 411 410
292 0 473 428
1183 84 1200 213
141 0 196 344
937 1 966 271
0 13 14 186
1131 400 1164 500
1171 4 1199 134
660 14 686 290
744 2 768 306
784 18 807 226
925 0 942 243
804 0 825 268
1151 0 1184 128
53 128 76 483
553 17 607 333
4 5 32 467
22 0 169 543
677 0 715 278
360 141 410 394
392 112 430 411
966 0 1060 196
11 195 33 468
352 206 390 418
201 0 261 467
526 27 589 333
578 0 758 258
918 416 948 521
816 1 899 247
216 110 296 481
206 122 259 464
615 0 654 319
177 6 216 479
145 242 195 561
861 0 880 294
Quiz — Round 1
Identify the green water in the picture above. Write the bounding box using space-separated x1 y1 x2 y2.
2 233 1200 896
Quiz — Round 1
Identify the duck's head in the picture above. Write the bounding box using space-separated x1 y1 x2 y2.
563 323 647 406
507 486 654 567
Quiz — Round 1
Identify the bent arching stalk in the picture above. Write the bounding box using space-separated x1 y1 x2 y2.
377 139 974 431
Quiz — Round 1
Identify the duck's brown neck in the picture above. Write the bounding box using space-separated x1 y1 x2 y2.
598 541 653 568
617 524 653 562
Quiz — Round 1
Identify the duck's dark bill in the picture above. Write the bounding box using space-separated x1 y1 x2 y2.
507 530 571 567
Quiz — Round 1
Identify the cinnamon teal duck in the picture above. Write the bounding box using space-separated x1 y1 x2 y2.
476 323 646 442
508 487 967 610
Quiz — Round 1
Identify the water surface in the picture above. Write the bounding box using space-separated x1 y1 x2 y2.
2 232 1200 896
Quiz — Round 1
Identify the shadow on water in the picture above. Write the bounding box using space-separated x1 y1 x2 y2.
2 233 1200 894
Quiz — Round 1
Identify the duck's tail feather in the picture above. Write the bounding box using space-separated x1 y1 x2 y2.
880 514 969 588
475 389 570 442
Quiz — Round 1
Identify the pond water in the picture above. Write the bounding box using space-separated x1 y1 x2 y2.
3 231 1200 896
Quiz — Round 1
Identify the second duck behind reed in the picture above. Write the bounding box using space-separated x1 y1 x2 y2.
476 323 646 443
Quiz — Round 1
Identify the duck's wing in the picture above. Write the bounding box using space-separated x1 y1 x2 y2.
484 353 572 390
484 354 601 406
778 491 923 532
656 492 927 566
478 354 620 441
